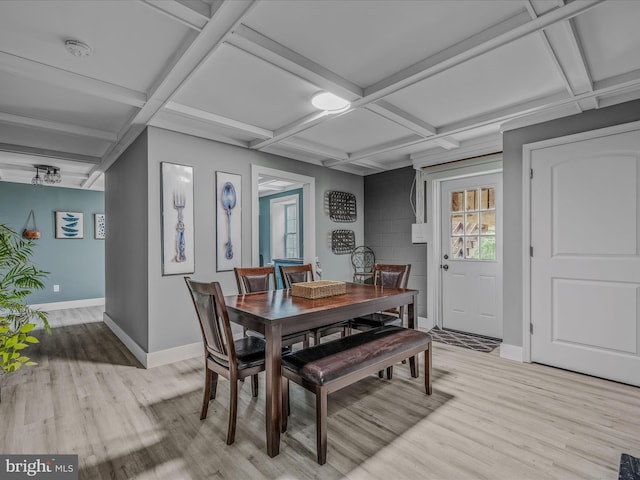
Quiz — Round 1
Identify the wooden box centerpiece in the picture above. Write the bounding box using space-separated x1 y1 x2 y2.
291 280 346 299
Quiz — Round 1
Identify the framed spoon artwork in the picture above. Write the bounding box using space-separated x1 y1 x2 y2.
161 162 194 275
216 171 241 271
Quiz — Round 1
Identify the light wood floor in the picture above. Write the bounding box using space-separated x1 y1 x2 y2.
1 306 639 479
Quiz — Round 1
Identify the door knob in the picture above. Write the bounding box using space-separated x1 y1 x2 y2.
442 264 449 271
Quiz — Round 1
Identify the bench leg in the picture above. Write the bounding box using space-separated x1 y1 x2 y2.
281 377 289 432
425 346 432 395
251 374 259 397
386 366 393 379
409 355 419 378
316 388 328 465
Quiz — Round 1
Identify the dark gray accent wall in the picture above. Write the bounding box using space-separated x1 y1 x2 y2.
0 181 104 304
503 98 640 346
105 130 149 351
364 167 427 318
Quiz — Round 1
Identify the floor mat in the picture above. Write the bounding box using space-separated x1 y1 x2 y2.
429 327 501 353
620 454 640 480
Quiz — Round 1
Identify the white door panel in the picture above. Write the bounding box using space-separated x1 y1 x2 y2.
530 128 640 386
441 174 502 338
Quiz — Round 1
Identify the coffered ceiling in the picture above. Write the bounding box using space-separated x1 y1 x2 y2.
0 0 639 190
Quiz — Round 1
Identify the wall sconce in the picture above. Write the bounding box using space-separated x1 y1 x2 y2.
32 165 61 186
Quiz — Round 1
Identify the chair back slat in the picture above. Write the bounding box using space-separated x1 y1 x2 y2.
234 266 276 293
185 278 235 365
372 263 411 288
280 264 314 289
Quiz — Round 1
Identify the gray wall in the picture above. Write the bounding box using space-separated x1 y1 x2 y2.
364 167 427 318
143 127 363 353
0 181 104 304
105 130 149 351
503 98 640 346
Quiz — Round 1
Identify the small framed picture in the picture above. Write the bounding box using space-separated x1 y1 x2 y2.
94 213 105 239
55 211 84 239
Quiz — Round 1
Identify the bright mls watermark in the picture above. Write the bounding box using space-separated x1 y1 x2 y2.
0 455 77 480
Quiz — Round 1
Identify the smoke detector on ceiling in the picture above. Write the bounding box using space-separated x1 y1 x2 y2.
64 39 93 57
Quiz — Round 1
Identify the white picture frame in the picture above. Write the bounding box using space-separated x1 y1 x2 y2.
161 162 195 275
216 171 241 271
94 213 105 239
55 211 84 239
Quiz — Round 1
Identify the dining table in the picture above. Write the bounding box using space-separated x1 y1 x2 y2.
224 281 419 458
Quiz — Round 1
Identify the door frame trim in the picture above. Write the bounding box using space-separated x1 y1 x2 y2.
250 165 316 267
521 119 640 363
423 155 503 330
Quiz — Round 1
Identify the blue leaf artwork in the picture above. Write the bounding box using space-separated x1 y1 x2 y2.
56 212 84 239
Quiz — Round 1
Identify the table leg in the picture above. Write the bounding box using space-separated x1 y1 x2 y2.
408 296 419 378
265 324 282 457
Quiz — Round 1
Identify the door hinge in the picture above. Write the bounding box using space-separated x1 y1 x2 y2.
530 323 534 335
530 246 533 257
530 168 534 179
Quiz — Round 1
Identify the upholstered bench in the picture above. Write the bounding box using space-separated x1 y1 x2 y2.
281 325 432 464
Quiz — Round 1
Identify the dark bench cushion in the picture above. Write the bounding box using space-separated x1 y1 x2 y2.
282 326 431 386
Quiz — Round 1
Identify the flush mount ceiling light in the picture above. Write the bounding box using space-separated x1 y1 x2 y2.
311 92 350 113
64 39 93 57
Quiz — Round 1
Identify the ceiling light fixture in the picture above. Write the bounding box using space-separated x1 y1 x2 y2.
32 165 62 186
64 39 93 57
311 92 350 113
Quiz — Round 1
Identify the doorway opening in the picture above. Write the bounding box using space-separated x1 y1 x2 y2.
251 166 316 280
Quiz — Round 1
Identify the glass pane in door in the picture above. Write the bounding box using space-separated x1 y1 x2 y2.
451 191 464 212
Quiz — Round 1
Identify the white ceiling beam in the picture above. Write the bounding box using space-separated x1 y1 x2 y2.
366 101 436 137
0 111 117 142
249 109 334 150
139 0 210 31
252 0 604 153
350 158 389 173
280 138 349 162
529 0 598 111
324 134 422 167
0 143 101 164
228 24 363 100
148 109 250 148
410 135 503 169
164 101 272 138
0 51 147 108
433 137 461 150
93 0 258 176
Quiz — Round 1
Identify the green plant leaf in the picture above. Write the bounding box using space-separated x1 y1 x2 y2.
12 343 28 350
24 336 39 344
19 323 36 333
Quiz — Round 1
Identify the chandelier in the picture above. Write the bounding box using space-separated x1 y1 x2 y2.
32 165 62 186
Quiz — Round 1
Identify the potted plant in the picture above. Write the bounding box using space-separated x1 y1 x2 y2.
0 224 50 402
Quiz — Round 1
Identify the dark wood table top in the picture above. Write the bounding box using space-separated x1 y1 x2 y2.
225 282 417 335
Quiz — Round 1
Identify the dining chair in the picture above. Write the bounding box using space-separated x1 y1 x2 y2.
184 277 266 445
235 266 310 349
349 263 412 378
280 263 349 345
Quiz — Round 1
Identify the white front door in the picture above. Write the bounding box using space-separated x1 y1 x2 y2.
440 173 502 338
530 127 640 386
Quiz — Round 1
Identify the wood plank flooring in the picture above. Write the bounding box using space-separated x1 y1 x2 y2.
1 306 639 479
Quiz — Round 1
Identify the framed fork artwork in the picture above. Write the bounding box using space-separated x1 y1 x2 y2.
161 162 195 275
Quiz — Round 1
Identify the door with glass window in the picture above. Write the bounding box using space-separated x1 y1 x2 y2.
440 173 502 338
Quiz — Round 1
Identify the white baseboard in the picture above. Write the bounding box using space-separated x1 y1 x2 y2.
500 343 523 362
30 297 105 311
417 315 433 331
146 342 202 369
103 312 202 369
